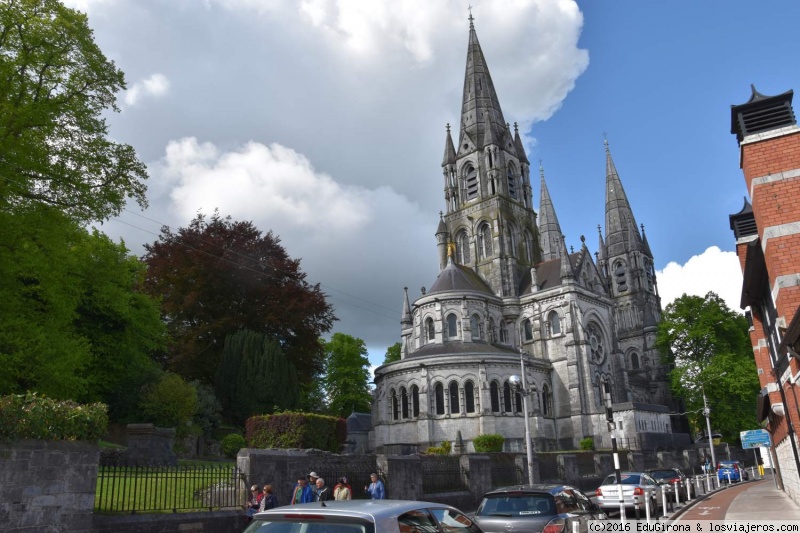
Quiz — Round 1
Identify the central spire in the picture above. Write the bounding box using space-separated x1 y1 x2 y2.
458 18 508 155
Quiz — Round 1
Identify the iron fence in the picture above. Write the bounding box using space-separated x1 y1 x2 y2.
488 454 523 488
421 456 469 494
94 463 245 514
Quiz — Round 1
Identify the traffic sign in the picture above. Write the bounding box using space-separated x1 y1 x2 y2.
740 429 771 449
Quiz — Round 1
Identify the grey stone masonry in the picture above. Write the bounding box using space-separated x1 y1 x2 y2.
0 439 99 533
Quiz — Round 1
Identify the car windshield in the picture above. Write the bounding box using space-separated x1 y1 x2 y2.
602 474 641 485
477 494 555 517
244 519 374 533
649 470 678 480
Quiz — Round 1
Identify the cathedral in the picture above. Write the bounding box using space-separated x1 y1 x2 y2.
371 19 688 453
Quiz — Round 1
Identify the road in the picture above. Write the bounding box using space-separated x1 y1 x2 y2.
675 480 765 521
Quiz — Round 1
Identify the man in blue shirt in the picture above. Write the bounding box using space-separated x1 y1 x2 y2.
365 473 385 499
290 476 314 504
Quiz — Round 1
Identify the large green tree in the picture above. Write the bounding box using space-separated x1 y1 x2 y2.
0 0 148 222
383 342 401 364
323 333 372 418
142 212 336 390
215 329 300 424
0 205 165 416
655 292 760 442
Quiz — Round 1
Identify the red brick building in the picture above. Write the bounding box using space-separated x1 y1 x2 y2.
730 86 800 499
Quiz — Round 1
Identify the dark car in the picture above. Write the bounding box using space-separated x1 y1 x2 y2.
646 468 688 502
473 484 606 533
717 460 748 483
245 500 483 533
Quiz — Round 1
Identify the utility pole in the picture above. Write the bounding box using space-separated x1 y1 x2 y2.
702 386 717 474
605 387 624 521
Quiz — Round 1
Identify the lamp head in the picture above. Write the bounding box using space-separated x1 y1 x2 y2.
509 375 522 390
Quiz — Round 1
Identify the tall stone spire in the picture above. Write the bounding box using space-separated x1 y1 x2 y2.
458 18 508 156
604 138 641 258
538 162 563 261
442 123 456 167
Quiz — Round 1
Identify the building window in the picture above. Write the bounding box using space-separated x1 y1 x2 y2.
470 313 483 340
391 389 399 421
523 319 533 342
400 386 409 419
446 313 459 338
449 381 460 414
507 166 517 199
514 388 522 413
411 385 420 417
434 383 445 415
457 230 470 264
500 321 508 343
503 381 512 412
490 381 500 413
614 262 627 293
542 385 552 416
587 323 606 365
524 230 534 263
465 166 478 200
630 352 640 370
548 311 561 336
425 317 435 341
488 318 497 343
465 380 476 413
478 222 493 259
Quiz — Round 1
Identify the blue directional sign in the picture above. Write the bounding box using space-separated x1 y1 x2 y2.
740 429 771 449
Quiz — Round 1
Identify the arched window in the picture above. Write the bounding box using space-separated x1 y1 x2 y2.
489 318 497 343
587 323 606 365
465 165 478 200
507 165 517 199
425 317 435 341
400 386 409 419
411 385 420 417
514 388 522 414
478 222 493 259
505 226 516 257
542 385 552 416
548 311 561 336
524 230 534 263
614 262 628 293
500 321 508 343
523 319 533 342
503 381 512 412
465 380 476 413
630 352 640 370
434 383 445 415
446 314 459 338
490 381 500 413
470 313 483 340
457 230 470 264
391 389 399 421
449 381 460 414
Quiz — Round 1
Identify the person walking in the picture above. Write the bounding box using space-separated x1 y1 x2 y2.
315 477 331 501
259 484 278 511
290 477 313 504
333 478 352 500
365 473 385 500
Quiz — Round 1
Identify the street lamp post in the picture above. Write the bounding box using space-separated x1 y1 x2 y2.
509 352 534 486
702 385 717 477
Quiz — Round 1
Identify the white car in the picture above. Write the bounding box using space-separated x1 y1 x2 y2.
244 499 483 533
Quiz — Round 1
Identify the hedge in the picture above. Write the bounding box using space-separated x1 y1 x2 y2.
473 433 505 452
0 392 108 441
246 412 346 452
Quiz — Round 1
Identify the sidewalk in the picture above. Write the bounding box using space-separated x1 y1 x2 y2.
725 476 800 520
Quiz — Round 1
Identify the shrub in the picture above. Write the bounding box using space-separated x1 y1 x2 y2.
425 440 452 455
473 434 504 452
579 437 595 451
139 372 197 432
246 412 346 452
221 433 246 458
0 392 108 441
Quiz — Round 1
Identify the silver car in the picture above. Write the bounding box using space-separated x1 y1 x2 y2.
244 499 483 533
594 472 662 516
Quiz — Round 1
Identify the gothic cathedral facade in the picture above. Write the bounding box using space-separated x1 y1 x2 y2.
371 20 686 453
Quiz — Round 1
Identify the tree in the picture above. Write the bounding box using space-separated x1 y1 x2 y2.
142 211 336 388
383 342 401 364
323 333 372 418
215 329 300 424
0 0 148 222
655 292 761 442
0 204 165 414
140 371 198 431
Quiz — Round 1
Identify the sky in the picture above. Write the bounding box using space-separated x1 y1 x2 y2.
63 0 800 369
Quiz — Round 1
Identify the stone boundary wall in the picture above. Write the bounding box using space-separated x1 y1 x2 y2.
93 511 246 533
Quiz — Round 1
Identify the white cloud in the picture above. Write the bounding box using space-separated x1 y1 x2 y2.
124 73 170 107
656 246 744 313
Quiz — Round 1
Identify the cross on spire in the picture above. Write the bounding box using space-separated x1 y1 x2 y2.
468 5 474 27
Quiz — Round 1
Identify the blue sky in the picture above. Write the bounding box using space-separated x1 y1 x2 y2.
65 0 800 369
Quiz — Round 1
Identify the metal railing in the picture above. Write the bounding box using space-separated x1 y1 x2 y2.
94 463 245 514
421 457 469 493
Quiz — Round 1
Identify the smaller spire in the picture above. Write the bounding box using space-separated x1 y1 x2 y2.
560 234 575 283
514 122 529 164
641 223 653 258
401 287 412 326
596 224 605 262
442 123 456 167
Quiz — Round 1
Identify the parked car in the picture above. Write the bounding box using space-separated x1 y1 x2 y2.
646 468 688 502
472 484 606 533
717 460 749 483
245 499 483 533
594 472 662 516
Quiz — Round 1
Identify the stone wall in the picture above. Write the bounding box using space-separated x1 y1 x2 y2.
93 511 246 533
0 439 99 533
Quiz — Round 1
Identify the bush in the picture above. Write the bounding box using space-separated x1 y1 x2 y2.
221 433 246 458
579 437 595 451
0 392 108 441
246 412 346 452
425 440 452 455
473 434 504 452
139 372 197 432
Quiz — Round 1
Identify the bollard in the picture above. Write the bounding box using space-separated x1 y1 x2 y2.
634 499 640 520
661 486 668 518
674 480 681 506
686 477 692 501
573 520 580 533
644 488 651 523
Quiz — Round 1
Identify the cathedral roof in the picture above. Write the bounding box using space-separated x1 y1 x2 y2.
427 259 495 296
406 341 520 360
518 253 581 293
